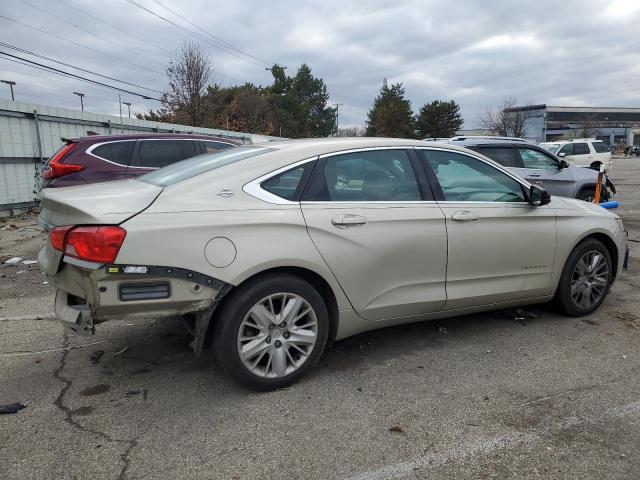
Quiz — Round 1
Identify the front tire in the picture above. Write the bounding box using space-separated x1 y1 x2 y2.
213 273 329 391
577 189 596 202
556 239 612 316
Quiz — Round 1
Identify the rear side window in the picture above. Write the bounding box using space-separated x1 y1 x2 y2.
202 141 234 153
91 141 135 165
558 144 574 156
132 140 196 168
261 166 308 201
593 142 609 153
573 143 590 155
474 147 519 167
304 150 421 202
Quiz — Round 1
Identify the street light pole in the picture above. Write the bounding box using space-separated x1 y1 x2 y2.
332 103 343 135
1 80 16 101
122 102 132 118
73 92 85 111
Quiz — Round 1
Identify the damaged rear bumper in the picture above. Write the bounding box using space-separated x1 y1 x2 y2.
47 259 230 336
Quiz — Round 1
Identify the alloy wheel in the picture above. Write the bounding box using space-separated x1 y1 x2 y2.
237 293 318 378
570 250 610 309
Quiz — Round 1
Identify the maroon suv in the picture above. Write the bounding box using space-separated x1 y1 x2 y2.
42 133 241 188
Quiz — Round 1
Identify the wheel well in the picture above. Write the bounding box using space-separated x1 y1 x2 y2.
590 161 602 169
219 267 339 344
582 233 619 280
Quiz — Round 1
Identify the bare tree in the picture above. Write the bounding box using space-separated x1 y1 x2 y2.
162 41 211 125
334 126 366 137
478 97 531 138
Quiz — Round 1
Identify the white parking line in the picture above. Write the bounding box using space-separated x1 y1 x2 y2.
347 401 640 480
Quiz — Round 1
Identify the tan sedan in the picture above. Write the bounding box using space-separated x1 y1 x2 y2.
38 138 627 390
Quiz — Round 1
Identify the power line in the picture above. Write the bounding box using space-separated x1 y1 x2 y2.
19 0 166 75
149 0 275 67
123 0 267 70
0 42 163 94
0 15 166 79
52 0 173 56
0 52 162 101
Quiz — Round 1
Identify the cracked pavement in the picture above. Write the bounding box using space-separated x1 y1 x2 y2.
1 157 640 479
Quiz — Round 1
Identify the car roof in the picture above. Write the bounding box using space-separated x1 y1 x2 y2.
65 133 242 144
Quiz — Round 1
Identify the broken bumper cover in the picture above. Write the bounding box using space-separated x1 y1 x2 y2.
49 261 230 335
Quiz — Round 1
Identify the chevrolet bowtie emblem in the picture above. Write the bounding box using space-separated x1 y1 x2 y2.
217 189 234 198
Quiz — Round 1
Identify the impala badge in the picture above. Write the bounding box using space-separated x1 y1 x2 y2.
217 189 234 198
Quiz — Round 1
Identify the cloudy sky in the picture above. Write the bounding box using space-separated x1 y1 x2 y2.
1 0 639 130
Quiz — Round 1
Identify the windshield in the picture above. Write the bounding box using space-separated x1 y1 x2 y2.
138 146 274 187
540 143 560 154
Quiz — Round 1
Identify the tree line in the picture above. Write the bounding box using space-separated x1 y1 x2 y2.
139 42 465 139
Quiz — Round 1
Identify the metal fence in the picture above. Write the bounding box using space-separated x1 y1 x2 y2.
0 99 278 211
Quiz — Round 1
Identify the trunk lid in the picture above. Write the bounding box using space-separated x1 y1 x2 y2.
39 179 162 229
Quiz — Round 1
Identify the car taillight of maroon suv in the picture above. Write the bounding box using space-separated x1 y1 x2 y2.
41 133 241 188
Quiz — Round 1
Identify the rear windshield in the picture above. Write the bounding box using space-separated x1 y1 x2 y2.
138 146 274 187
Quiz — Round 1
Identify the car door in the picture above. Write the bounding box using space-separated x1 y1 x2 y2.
417 148 556 310
570 142 591 167
300 148 448 321
126 139 198 177
516 146 575 198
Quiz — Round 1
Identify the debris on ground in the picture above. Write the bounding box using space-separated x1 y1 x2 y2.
581 319 600 326
434 322 448 334
21 260 38 265
90 350 105 364
126 389 148 400
501 307 539 325
388 425 405 434
112 346 129 357
3 257 22 264
0 403 26 414
610 311 640 329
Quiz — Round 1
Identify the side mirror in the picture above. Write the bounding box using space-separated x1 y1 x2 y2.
529 185 551 206
558 159 569 169
558 152 566 158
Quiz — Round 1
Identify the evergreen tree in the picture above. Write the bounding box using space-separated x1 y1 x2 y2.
365 80 414 138
415 100 463 139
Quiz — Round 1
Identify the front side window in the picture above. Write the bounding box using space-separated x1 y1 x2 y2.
132 140 196 168
518 147 559 170
558 144 574 156
305 150 420 202
424 150 525 202
91 141 135 165
474 147 519 167
573 143 590 155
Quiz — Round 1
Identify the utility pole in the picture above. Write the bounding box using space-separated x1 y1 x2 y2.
73 92 85 111
122 102 132 118
118 94 123 132
1 80 16 101
332 103 343 135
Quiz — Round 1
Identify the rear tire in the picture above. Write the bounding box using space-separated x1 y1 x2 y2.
213 273 329 391
577 189 596 202
556 239 612 316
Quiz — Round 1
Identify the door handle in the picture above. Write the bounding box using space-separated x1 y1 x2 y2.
451 210 479 222
331 214 367 227
529 173 542 177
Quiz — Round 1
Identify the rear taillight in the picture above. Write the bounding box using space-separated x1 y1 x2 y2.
50 225 126 264
43 143 83 179
50 225 73 251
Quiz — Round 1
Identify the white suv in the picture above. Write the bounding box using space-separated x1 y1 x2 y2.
540 139 612 172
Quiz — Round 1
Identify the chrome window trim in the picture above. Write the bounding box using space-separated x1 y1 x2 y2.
244 145 538 206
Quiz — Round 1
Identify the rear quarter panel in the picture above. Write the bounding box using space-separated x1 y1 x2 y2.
116 203 354 313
